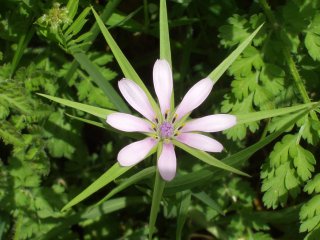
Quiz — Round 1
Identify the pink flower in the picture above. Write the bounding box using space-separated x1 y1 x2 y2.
107 60 236 181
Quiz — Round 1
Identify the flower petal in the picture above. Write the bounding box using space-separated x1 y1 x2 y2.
106 113 152 132
158 143 176 181
176 133 223 152
182 114 237 133
153 59 173 114
118 79 155 121
118 138 157 166
175 78 214 121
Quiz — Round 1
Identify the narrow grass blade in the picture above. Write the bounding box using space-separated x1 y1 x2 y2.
159 0 171 65
91 7 143 88
37 93 114 119
149 144 166 239
91 7 161 116
73 52 130 113
173 140 249 177
65 7 91 37
176 191 191 240
10 27 35 77
166 107 313 194
236 102 318 124
96 166 156 205
66 0 79 22
193 191 224 215
61 163 132 211
208 24 264 83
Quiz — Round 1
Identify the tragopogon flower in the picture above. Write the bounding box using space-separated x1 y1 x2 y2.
107 60 236 181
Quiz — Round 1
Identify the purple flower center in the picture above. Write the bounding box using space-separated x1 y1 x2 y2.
159 122 174 138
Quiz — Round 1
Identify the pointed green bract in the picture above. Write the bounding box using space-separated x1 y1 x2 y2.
65 113 105 129
173 140 250 177
73 52 130 113
159 0 171 66
91 7 161 117
236 102 318 124
37 93 114 119
208 24 264 83
61 163 132 211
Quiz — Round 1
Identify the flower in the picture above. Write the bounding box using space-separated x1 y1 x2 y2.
106 60 236 181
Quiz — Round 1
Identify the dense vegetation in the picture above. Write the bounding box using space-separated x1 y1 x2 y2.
1 0 320 239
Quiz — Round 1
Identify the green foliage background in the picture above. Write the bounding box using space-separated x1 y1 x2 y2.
0 0 320 239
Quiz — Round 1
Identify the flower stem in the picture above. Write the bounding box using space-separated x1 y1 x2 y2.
258 0 318 120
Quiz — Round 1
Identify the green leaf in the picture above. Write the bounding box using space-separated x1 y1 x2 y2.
209 23 264 83
37 93 114 119
261 134 302 209
236 102 317 125
305 14 320 61
65 7 91 37
290 145 316 181
304 174 320 194
176 191 191 240
229 46 263 77
149 167 166 239
61 163 132 211
300 195 320 232
172 140 249 177
66 0 79 21
96 167 156 205
73 52 130 113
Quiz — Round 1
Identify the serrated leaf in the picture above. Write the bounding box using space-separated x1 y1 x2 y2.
300 195 320 232
305 14 320 61
290 145 316 181
229 46 263 77
304 174 320 194
209 23 264 83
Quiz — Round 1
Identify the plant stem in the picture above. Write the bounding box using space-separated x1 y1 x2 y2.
258 0 318 120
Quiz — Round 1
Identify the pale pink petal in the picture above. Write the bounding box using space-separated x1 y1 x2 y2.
106 113 152 132
158 143 176 181
153 59 173 114
118 138 157 166
118 79 155 121
176 133 223 152
175 78 214 121
182 114 237 133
